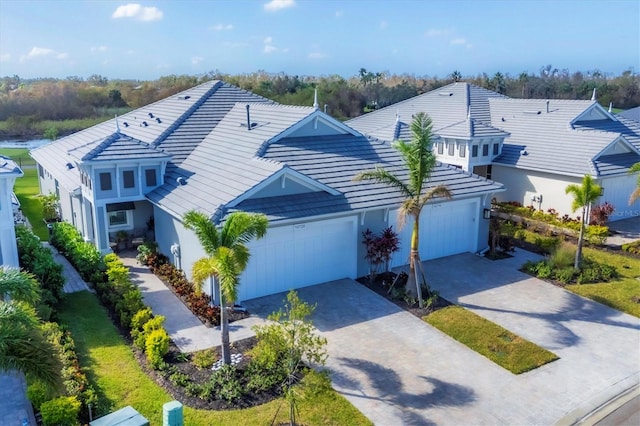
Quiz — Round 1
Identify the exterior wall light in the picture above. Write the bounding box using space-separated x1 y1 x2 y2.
483 208 491 219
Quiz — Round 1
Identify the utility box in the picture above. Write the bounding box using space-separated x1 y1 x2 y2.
163 400 183 426
89 406 149 426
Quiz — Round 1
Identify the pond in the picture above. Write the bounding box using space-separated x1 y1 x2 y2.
0 138 51 149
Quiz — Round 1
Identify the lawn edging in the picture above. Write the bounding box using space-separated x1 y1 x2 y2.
424 306 559 374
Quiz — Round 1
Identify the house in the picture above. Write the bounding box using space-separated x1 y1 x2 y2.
31 81 503 302
347 83 640 222
618 106 640 122
0 156 23 267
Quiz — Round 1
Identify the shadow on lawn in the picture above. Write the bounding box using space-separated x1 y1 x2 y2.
332 357 476 426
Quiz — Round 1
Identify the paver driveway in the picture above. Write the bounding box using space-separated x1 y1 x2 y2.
244 249 640 425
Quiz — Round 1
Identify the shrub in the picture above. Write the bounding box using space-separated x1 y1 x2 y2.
549 243 575 269
145 328 170 369
39 396 81 426
555 267 578 284
210 364 244 403
533 235 560 254
136 241 159 266
27 380 53 411
589 202 615 225
362 227 400 280
622 240 640 255
192 349 217 370
132 313 165 349
586 225 609 245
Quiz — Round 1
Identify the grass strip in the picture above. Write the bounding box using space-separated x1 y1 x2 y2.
13 167 48 240
566 247 640 318
59 291 371 426
0 147 36 167
424 306 558 374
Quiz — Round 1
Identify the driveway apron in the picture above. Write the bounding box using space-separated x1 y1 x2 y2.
245 249 640 426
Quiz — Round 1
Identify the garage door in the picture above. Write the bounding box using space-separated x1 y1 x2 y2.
389 199 478 268
238 216 358 301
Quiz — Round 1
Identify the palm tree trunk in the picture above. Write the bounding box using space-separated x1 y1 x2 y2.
575 208 586 270
406 218 424 308
219 287 231 365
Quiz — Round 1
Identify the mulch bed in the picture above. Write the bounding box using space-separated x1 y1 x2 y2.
356 272 453 318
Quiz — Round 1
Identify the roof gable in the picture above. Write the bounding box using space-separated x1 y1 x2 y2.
571 102 618 127
68 132 171 162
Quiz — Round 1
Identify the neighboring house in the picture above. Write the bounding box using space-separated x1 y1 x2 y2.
348 83 640 221
31 81 503 302
0 156 23 266
618 106 640 122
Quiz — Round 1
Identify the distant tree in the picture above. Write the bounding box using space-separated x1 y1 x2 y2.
565 175 602 269
450 70 462 82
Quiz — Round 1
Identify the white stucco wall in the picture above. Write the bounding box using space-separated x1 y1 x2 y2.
492 166 639 222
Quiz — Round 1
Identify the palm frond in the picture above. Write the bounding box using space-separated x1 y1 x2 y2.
0 267 41 305
565 175 601 212
355 167 413 197
191 257 218 293
418 185 452 209
214 247 241 303
183 210 219 255
630 162 640 204
222 212 268 247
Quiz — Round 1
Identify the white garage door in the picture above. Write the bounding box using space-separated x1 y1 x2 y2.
389 199 479 268
238 216 358 301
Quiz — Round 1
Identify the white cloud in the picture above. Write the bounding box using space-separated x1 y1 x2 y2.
264 0 295 12
380 20 388 30
20 46 68 62
450 38 466 45
264 44 277 53
210 23 234 31
308 52 326 59
425 28 451 37
90 46 108 53
264 36 273 44
112 4 163 21
335 10 343 17
192 56 204 65
0 53 10 62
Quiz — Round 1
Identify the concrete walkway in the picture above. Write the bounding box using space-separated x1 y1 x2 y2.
119 252 266 353
607 216 640 248
246 249 640 425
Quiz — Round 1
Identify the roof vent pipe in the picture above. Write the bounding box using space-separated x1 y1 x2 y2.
324 104 328 114
246 104 251 131
608 102 613 113
546 100 550 113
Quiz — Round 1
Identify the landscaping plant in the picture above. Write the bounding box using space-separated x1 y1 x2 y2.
564 175 602 269
355 112 451 307
362 226 400 283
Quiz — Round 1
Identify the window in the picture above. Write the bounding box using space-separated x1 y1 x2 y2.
448 143 455 156
99 172 112 191
472 145 478 157
38 165 44 178
145 169 157 187
459 144 466 158
437 142 444 155
108 211 128 226
482 144 489 156
123 170 135 188
493 143 499 155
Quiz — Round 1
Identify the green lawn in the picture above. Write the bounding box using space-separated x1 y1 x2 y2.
13 167 48 240
566 247 640 318
424 306 559 374
59 291 371 426
0 147 36 167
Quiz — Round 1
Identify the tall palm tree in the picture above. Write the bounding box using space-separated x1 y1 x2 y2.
629 162 640 204
0 267 62 391
355 112 451 307
183 211 268 364
565 175 602 269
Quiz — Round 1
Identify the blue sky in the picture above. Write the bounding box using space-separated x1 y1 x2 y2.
0 0 638 80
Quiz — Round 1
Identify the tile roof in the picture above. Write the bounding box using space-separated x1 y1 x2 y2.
67 133 170 162
250 133 504 222
30 80 272 191
0 155 23 177
347 82 507 141
593 152 640 176
618 106 640 122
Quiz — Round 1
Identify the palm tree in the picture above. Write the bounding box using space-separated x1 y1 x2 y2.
629 162 640 204
565 175 602 269
183 211 268 364
355 112 451 307
0 267 62 391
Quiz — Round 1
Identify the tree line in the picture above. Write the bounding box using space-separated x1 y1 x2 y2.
0 66 638 138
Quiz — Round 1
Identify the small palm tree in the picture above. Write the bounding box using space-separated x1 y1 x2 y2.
355 112 451 307
0 267 62 391
565 175 602 269
629 162 640 204
183 211 268 364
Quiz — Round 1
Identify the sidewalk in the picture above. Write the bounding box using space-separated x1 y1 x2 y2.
119 252 266 353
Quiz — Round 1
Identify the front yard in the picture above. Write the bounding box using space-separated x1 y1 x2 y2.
58 291 372 425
